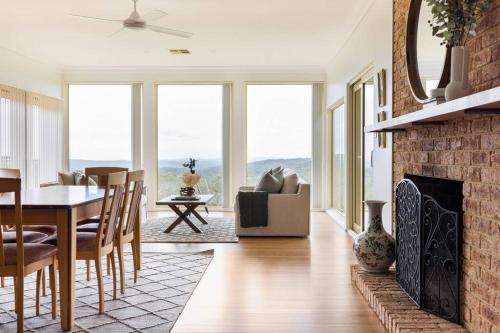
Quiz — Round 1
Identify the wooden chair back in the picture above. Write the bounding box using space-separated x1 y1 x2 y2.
0 169 21 232
96 171 127 249
118 170 144 237
0 174 23 277
84 167 128 186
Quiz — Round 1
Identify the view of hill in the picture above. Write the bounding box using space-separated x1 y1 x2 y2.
70 158 312 207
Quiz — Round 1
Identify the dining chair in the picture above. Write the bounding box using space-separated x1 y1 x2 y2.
115 169 144 294
0 175 58 332
43 171 127 313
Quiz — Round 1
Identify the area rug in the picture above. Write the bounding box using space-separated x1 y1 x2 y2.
141 217 238 243
0 250 214 332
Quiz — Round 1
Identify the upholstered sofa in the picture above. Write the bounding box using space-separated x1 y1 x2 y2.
234 180 310 237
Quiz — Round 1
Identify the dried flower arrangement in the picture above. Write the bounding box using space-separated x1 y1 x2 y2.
180 172 201 188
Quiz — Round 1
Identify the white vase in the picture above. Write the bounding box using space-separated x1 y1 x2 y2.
445 46 473 101
353 200 395 273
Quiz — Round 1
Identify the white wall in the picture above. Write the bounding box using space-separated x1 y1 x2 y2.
0 47 62 99
325 0 393 233
63 66 325 210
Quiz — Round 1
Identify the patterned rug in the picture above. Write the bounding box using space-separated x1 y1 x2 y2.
0 251 214 332
141 217 238 243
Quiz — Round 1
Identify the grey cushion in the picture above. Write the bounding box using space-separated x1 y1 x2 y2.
271 166 285 186
74 171 97 186
255 170 282 193
58 172 75 185
281 170 299 194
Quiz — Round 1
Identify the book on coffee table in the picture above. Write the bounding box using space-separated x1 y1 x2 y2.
171 195 200 201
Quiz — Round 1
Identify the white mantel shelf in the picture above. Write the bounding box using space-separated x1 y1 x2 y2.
365 87 500 133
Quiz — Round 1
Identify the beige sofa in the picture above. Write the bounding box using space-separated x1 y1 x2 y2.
234 181 310 237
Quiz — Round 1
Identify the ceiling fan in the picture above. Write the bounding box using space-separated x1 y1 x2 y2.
69 0 193 38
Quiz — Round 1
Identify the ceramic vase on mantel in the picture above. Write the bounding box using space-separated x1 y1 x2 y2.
445 46 473 101
353 200 395 273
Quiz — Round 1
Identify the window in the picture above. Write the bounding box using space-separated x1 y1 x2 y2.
156 84 228 206
68 85 133 171
246 84 312 185
331 103 346 214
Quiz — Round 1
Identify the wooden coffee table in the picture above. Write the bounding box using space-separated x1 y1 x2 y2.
156 194 214 233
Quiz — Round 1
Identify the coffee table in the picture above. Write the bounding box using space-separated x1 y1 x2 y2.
156 194 214 233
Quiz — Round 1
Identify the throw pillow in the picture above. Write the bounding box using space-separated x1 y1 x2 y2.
255 170 282 193
271 166 285 187
74 171 97 186
281 170 300 194
58 172 75 185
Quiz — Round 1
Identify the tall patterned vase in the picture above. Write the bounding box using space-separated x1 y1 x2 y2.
353 200 395 273
445 46 473 101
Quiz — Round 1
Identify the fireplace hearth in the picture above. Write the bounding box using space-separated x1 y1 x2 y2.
395 174 463 324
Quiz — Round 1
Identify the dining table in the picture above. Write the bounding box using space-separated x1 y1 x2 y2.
0 185 142 331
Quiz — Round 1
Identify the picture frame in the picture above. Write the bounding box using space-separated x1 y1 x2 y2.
377 69 386 107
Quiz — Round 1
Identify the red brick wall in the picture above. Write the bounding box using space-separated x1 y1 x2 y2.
392 1 500 332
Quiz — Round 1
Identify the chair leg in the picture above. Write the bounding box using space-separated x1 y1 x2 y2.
110 250 117 300
1 277 4 287
86 260 90 281
42 268 46 297
16 275 23 332
117 242 125 294
106 254 111 276
49 263 57 319
13 277 17 314
131 240 138 284
36 270 42 316
95 256 104 314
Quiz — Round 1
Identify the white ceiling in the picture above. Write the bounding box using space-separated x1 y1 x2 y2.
1 0 373 68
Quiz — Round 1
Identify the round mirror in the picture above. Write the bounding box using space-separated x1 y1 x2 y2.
406 0 450 103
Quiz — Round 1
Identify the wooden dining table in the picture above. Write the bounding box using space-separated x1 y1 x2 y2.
0 185 142 331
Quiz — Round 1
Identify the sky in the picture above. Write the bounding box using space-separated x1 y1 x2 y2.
68 84 313 162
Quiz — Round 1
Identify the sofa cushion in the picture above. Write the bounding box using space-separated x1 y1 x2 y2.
271 166 285 185
74 171 97 186
281 170 299 194
255 170 282 193
58 172 75 185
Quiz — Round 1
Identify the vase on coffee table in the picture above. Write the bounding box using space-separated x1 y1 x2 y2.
353 200 395 273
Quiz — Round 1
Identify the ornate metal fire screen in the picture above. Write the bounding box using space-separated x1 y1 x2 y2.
395 175 463 324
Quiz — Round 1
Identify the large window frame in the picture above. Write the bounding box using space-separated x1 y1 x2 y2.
64 82 142 171
244 82 323 208
154 82 232 209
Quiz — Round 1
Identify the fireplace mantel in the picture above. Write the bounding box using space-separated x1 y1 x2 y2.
365 86 500 133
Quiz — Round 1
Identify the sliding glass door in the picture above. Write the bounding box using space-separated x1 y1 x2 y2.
68 84 133 170
246 84 312 185
156 84 227 206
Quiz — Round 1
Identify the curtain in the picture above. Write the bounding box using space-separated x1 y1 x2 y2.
0 84 26 186
26 92 64 189
312 83 324 209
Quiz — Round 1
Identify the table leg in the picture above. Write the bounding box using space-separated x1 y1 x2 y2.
57 209 76 331
165 204 201 233
190 206 208 224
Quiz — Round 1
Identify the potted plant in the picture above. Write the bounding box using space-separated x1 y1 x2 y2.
425 0 492 101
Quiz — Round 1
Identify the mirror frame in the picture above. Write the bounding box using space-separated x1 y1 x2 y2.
406 0 451 103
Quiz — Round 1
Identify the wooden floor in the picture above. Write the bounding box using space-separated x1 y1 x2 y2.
142 212 385 333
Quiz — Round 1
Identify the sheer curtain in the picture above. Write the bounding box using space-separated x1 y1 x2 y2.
26 92 64 188
0 84 26 186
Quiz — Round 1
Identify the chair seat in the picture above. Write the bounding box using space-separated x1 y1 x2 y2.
76 223 99 232
2 231 48 244
43 232 99 252
9 225 57 236
3 243 57 266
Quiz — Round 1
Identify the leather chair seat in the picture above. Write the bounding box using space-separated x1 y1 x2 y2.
43 232 99 252
76 223 99 232
2 231 48 244
10 225 57 236
3 243 57 266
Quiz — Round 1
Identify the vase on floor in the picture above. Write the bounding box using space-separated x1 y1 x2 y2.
445 46 473 101
353 200 395 273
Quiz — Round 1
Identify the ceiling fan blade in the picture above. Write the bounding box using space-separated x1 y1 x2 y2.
147 25 193 38
141 10 168 22
69 14 122 23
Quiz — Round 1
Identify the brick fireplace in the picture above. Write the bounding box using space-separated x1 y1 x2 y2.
393 0 500 331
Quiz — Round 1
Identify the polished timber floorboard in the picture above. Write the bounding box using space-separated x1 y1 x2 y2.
142 212 385 333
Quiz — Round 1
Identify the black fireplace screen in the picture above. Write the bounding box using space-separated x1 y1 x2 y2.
395 175 463 324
